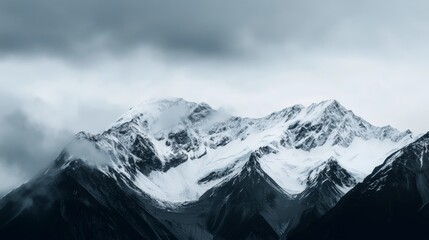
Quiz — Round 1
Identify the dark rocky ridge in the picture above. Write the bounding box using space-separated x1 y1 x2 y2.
0 154 177 240
282 158 357 238
288 133 429 240
160 153 302 240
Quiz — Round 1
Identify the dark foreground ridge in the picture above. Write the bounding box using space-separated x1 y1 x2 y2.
288 133 429 240
0 156 178 240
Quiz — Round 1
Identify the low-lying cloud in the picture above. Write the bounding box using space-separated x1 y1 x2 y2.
0 108 72 195
65 139 112 167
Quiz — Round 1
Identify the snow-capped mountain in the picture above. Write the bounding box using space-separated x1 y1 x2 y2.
0 98 414 240
69 98 411 203
288 132 429 240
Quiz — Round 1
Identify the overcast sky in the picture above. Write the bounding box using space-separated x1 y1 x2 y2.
1 0 429 194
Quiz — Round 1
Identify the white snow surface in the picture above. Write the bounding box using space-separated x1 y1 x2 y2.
259 138 408 194
68 98 413 204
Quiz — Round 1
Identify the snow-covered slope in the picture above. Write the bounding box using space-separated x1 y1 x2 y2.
66 98 413 203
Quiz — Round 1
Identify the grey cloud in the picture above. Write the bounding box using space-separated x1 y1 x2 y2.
2 0 429 58
0 0 242 57
0 92 128 194
0 110 73 194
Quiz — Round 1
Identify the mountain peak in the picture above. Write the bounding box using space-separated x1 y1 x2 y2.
112 98 216 129
306 158 357 189
317 99 341 108
311 99 344 110
128 97 202 115
241 153 263 175
305 99 348 120
296 157 358 221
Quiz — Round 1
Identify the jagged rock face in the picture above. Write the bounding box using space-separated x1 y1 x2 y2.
286 100 406 151
281 159 358 238
300 158 357 215
288 133 429 240
131 134 163 174
0 98 416 240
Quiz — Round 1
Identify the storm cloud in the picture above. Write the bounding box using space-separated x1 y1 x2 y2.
0 100 72 195
1 0 429 58
0 111 71 172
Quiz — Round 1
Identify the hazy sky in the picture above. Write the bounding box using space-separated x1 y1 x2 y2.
1 0 429 194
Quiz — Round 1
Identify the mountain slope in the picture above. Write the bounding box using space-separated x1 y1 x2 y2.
288 132 429 240
0 153 177 240
281 158 357 237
